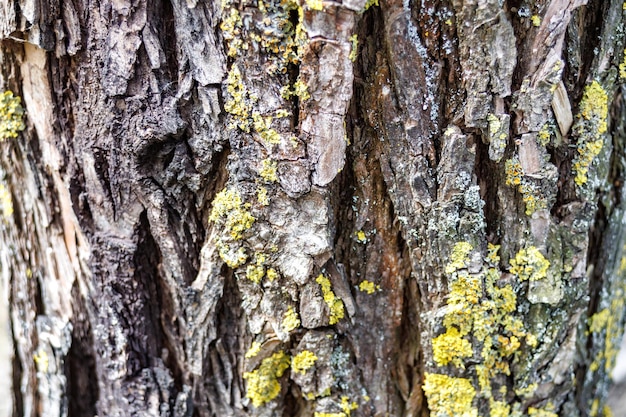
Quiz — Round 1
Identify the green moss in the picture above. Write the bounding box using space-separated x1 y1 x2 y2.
316 274 345 325
423 373 477 417
292 350 318 374
573 81 608 186
509 246 550 281
244 351 291 407
0 91 25 140
282 306 301 332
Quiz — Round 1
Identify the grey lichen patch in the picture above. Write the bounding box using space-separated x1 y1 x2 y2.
485 113 509 162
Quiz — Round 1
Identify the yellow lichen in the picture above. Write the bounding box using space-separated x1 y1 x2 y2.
509 246 550 281
0 184 13 218
363 0 378 10
305 0 323 10
316 274 345 325
209 187 255 241
282 306 301 332
245 341 262 359
259 158 278 182
252 112 282 144
589 309 610 333
217 242 248 268
531 15 541 27
489 399 510 417
33 350 49 372
538 123 551 146
243 351 291 407
266 268 278 281
505 157 545 215
528 406 559 417
349 34 358 62
0 91 25 141
257 186 270 206
292 350 318 374
620 49 626 79
422 373 478 417
573 81 608 186
314 414 345 417
355 230 367 243
432 327 473 367
358 280 379 294
340 396 358 416
224 66 252 132
444 241 473 274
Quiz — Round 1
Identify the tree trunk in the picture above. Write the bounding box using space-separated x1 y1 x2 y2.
1 0 625 416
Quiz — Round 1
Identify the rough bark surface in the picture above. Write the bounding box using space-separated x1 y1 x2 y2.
0 0 625 416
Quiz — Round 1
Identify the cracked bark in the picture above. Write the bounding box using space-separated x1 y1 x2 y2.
0 0 625 416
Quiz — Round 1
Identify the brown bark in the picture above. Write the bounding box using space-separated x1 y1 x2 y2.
0 0 625 416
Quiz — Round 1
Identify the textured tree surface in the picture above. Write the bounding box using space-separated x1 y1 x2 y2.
1 0 626 416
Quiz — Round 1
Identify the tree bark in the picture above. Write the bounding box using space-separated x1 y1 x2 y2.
1 0 625 416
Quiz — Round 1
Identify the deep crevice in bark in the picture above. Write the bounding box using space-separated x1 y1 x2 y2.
66 284 99 417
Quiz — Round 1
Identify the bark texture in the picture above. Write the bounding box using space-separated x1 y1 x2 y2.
0 0 625 416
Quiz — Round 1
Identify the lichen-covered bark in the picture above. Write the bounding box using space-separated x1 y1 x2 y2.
0 0 625 416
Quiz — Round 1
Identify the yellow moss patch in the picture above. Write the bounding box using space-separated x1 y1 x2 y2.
245 341 262 359
432 327 473 367
509 246 550 281
423 373 477 417
244 351 291 407
282 306 301 332
0 91 25 141
292 350 318 374
316 274 345 325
